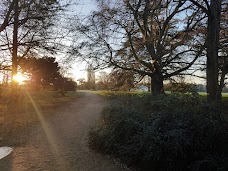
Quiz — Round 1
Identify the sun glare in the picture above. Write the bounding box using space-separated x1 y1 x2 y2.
13 73 27 84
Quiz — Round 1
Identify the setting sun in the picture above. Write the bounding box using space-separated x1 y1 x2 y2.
13 73 27 84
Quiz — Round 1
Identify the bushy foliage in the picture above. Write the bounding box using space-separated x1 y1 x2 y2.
89 93 228 170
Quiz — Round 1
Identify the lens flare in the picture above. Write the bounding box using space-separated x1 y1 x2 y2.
24 89 69 170
13 73 26 84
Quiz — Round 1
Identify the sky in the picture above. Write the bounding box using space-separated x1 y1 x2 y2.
66 0 97 82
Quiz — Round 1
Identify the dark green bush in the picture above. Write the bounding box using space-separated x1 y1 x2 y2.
88 93 228 170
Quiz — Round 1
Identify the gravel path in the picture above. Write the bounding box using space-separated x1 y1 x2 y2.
3 92 129 171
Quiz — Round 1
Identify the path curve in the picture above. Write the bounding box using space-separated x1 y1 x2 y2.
5 92 129 171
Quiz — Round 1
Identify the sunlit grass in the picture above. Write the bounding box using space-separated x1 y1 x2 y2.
0 87 81 147
92 90 146 97
93 90 228 101
0 88 82 169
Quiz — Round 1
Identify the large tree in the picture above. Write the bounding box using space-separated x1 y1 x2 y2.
0 0 67 90
74 0 205 95
189 0 225 102
18 56 60 89
18 56 76 94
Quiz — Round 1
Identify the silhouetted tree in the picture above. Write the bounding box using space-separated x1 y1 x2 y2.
189 0 224 102
18 57 60 89
73 0 205 95
0 0 68 94
109 69 135 91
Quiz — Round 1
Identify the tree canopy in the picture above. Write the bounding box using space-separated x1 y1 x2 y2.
69 0 227 102
73 0 206 95
0 0 68 89
18 57 59 88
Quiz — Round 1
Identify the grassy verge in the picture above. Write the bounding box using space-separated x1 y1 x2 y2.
93 90 142 98
89 92 228 170
94 91 228 113
0 87 84 146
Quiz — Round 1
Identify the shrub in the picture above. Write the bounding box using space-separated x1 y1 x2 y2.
88 93 228 170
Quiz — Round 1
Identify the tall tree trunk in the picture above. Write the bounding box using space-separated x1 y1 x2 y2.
12 0 19 94
206 0 222 102
150 58 164 95
150 71 164 96
218 68 227 101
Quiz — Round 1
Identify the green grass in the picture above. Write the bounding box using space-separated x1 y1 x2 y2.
93 90 228 101
92 90 142 97
93 91 228 115
197 92 228 110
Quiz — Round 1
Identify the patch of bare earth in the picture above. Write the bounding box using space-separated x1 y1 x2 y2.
1 92 129 171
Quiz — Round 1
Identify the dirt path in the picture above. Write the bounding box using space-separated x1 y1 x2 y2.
3 92 128 171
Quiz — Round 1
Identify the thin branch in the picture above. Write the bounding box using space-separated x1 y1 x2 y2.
0 0 16 32
189 0 209 15
164 43 206 78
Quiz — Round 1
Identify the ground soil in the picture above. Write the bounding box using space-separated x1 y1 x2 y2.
1 92 129 171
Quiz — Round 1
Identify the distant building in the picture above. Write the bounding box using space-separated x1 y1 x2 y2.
137 85 149 92
196 84 206 92
87 64 95 90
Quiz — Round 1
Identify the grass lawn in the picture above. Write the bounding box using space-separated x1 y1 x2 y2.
94 90 228 100
0 87 83 146
93 90 141 97
93 90 228 116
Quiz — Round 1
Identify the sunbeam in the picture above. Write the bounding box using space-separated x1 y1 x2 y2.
24 89 69 170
